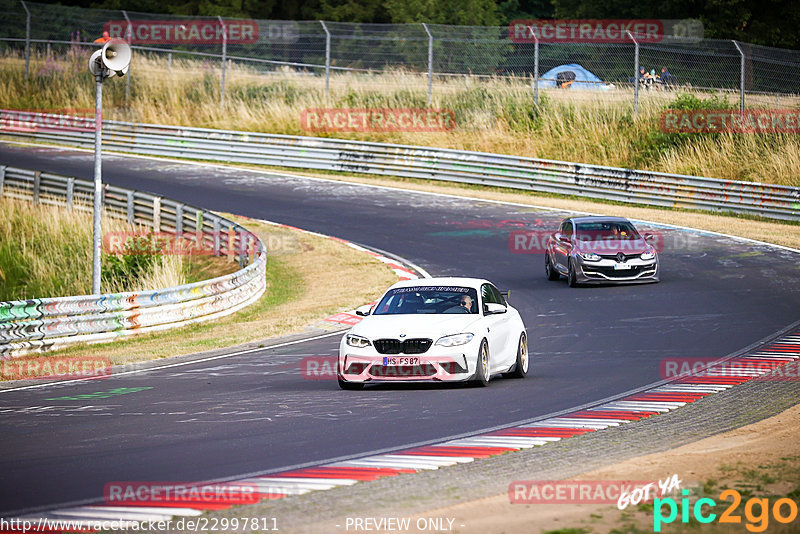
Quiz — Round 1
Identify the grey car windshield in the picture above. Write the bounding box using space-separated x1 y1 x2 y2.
575 221 641 241
373 286 479 315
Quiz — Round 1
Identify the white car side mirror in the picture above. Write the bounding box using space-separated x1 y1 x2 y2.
355 304 373 317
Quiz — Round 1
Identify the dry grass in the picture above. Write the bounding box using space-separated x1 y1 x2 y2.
2 50 800 186
28 216 396 367
0 194 239 301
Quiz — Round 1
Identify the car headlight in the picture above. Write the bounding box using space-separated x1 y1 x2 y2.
346 334 371 348
435 333 474 347
641 250 656 260
579 252 601 262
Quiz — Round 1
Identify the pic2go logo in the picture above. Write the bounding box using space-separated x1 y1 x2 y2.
653 489 799 532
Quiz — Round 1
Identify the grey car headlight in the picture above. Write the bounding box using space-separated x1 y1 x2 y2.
435 333 474 347
641 250 656 260
346 334 371 348
579 252 601 262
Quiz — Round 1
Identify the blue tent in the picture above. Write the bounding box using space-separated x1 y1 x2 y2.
539 63 612 90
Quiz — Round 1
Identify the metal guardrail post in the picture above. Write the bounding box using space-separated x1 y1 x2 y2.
66 177 74 209
732 40 746 113
153 196 161 231
175 203 183 233
20 1 30 81
167 52 172 71
218 16 227 109
422 23 433 107
122 10 132 106
320 21 331 97
628 31 639 118
213 217 221 255
0 165 5 197
33 171 40 204
126 191 134 224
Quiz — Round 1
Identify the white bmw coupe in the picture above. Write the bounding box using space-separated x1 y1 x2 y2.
337 277 528 389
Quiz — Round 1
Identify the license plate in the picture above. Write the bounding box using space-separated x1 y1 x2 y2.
383 357 420 366
613 262 631 270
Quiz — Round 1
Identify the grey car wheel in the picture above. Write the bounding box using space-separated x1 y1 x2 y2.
568 258 579 287
545 254 560 281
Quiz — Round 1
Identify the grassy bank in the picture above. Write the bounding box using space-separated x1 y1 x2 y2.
15 215 397 368
0 196 236 301
1 49 798 186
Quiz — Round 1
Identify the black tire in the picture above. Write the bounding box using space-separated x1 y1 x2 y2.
545 254 560 281
338 375 364 390
505 333 528 379
472 339 490 387
568 258 579 288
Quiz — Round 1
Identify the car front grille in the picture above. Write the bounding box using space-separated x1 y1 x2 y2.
585 265 654 278
371 363 437 377
373 338 432 354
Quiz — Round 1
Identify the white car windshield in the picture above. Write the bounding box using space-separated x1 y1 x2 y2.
373 286 479 315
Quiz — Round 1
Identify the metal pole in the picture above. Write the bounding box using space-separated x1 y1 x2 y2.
218 16 227 108
422 23 433 106
320 21 331 97
92 73 103 295
533 32 539 106
21 1 30 81
122 10 132 106
628 31 639 118
732 40 745 113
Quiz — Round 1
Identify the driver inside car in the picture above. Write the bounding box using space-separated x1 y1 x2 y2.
460 295 474 313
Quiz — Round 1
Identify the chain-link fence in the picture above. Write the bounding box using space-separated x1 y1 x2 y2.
1 0 799 111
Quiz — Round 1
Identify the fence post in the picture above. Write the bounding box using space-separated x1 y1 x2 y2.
46 42 50 60
532 31 539 106
21 1 30 81
167 52 172 71
627 31 639 118
422 23 433 106
122 10 132 106
0 165 5 198
33 170 40 204
320 21 331 97
218 16 227 108
732 40 746 113
66 177 74 210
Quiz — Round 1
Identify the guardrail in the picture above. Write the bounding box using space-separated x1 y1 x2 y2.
1 109 799 221
0 164 267 358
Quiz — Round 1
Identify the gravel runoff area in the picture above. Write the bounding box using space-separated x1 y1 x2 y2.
203 368 800 533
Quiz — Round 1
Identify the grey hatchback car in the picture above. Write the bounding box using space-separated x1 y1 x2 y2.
545 216 659 286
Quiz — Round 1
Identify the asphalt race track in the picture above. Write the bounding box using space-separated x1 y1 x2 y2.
1 143 799 516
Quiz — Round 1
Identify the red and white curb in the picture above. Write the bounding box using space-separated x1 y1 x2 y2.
7 333 798 531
